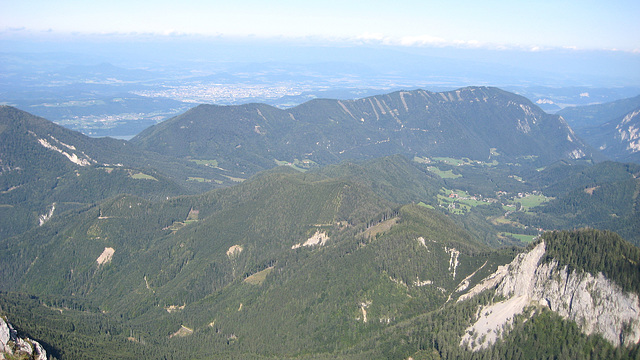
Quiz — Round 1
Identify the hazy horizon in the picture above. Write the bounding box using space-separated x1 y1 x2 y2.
2 0 639 89
3 0 640 52
2 0 639 138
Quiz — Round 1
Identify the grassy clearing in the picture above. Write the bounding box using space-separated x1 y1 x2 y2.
417 202 435 209
275 158 317 172
437 188 489 214
515 194 551 210
244 267 274 285
167 209 200 232
187 177 209 182
275 160 306 172
433 157 467 166
170 325 193 338
189 159 218 167
499 232 537 243
166 222 185 231
437 198 467 214
489 216 525 228
187 177 223 184
222 175 245 183
359 217 399 239
427 166 462 179
131 172 158 181
431 156 498 167
447 203 471 215
186 209 199 221
413 156 431 164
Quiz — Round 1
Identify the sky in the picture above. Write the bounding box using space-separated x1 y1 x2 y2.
2 0 640 52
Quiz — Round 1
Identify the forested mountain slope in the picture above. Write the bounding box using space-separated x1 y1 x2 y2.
132 87 601 176
555 94 640 163
2 158 640 358
512 161 640 245
579 107 640 163
2 184 639 358
557 94 640 130
0 166 513 358
1 89 639 359
0 106 240 239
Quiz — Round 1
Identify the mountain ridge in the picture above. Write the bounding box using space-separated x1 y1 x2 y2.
557 94 640 130
132 86 602 176
579 106 640 163
0 105 243 240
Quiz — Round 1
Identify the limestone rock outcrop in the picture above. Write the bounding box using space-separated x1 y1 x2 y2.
460 241 640 350
0 316 47 360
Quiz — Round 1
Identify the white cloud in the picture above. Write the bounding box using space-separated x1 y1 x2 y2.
350 33 556 51
452 39 483 48
2 28 638 56
399 35 447 46
356 32 386 42
352 33 482 48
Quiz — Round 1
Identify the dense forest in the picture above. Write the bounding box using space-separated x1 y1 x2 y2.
1 93 640 359
541 229 640 294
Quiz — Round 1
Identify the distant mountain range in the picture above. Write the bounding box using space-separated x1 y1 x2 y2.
557 95 640 163
557 94 640 130
132 86 601 175
575 107 640 163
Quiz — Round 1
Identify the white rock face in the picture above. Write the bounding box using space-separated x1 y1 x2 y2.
445 247 460 279
33 340 48 360
460 241 640 350
39 203 56 226
529 262 640 347
0 317 48 359
291 231 329 249
96 247 115 265
37 137 94 166
568 148 586 159
226 244 243 258
0 318 11 353
615 110 640 153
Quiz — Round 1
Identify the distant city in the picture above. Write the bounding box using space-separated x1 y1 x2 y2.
131 82 312 104
2 42 639 139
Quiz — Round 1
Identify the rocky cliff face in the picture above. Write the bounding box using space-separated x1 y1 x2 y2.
577 107 640 163
0 317 47 360
459 241 640 351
